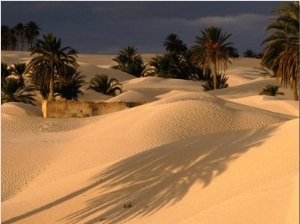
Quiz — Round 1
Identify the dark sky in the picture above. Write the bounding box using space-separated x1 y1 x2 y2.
1 1 284 55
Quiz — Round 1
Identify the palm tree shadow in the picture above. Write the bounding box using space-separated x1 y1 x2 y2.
62 125 277 224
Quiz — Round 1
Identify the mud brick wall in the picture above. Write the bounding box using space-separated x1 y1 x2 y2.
42 100 93 118
42 100 145 118
96 102 128 115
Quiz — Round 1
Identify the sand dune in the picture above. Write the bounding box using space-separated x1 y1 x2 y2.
1 51 299 224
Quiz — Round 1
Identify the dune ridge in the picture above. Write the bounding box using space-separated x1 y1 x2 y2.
1 51 299 224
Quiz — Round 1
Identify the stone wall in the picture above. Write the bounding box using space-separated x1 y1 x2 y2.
42 100 144 118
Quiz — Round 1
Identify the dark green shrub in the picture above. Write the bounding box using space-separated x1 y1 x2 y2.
54 68 86 100
87 74 122 96
1 78 36 105
259 84 284 96
202 73 229 91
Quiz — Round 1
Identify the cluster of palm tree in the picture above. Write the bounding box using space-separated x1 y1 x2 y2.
26 33 80 101
261 1 299 100
113 29 235 90
145 33 207 80
1 21 41 51
2 32 123 105
2 33 84 104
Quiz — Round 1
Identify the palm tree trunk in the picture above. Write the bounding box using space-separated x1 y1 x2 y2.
48 62 54 101
20 35 23 51
213 62 217 90
48 74 54 101
292 80 299 101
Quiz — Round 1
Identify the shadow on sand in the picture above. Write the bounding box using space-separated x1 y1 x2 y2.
62 125 277 224
2 125 279 224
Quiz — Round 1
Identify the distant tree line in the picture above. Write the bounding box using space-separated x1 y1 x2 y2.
112 28 236 90
1 21 41 51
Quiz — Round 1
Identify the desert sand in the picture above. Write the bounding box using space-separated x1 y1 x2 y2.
1 51 299 224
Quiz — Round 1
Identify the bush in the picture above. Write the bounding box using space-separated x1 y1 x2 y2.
259 84 284 96
87 74 122 96
202 73 229 91
54 70 86 101
1 78 36 105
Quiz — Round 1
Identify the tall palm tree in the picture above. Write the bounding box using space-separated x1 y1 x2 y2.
112 46 145 77
1 26 10 50
1 78 36 105
8 62 27 87
25 21 41 51
87 74 122 96
27 33 78 101
1 25 17 50
163 33 188 54
14 23 26 51
261 1 299 100
191 26 233 90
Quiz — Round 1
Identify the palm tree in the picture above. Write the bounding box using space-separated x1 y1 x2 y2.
8 62 27 87
1 25 17 50
25 21 41 51
261 1 299 100
163 33 188 54
14 23 26 51
1 26 10 50
87 74 122 96
112 46 145 77
27 33 79 101
191 26 233 90
54 67 86 100
1 78 36 105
